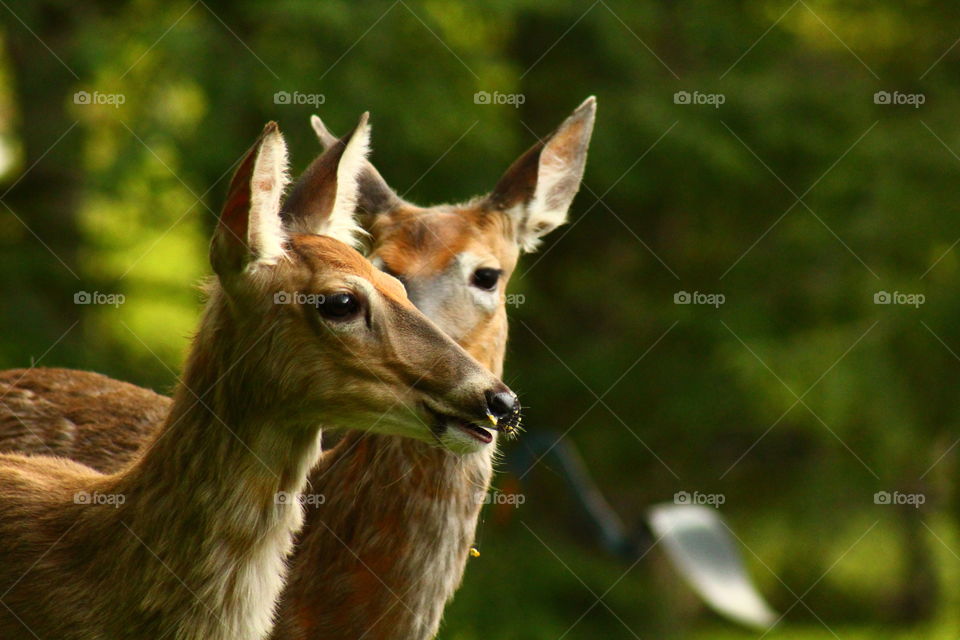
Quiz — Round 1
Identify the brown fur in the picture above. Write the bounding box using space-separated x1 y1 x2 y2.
0 123 512 640
0 368 170 469
0 100 595 639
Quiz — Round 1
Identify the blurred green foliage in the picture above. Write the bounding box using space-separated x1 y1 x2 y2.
3 0 960 637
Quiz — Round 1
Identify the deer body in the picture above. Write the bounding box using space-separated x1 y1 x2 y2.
0 367 170 468
0 366 496 640
273 435 494 639
0 119 516 640
0 99 595 639
0 302 324 640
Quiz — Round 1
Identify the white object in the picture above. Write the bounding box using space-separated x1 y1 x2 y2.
647 504 778 629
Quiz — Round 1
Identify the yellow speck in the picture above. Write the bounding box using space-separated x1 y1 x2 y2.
486 413 498 427
469 547 481 558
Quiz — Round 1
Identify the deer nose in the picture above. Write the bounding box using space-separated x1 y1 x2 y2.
485 388 518 422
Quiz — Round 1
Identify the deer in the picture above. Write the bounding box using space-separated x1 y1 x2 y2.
0 97 595 639
0 117 520 640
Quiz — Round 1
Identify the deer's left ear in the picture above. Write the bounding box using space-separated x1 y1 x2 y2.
485 96 596 252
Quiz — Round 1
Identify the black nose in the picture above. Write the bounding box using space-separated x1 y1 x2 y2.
485 389 518 421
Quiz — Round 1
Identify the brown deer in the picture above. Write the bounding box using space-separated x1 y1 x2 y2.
0 97 595 639
0 118 518 640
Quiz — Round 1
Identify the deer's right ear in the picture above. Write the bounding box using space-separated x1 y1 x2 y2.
211 121 290 278
485 96 596 252
281 113 381 249
309 114 401 221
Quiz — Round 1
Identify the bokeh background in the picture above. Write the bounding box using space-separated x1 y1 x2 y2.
3 1 960 638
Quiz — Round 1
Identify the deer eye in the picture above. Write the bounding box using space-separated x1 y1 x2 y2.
471 268 502 291
316 292 361 320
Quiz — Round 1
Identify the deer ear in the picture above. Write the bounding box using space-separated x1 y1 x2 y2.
309 114 401 220
211 121 289 277
310 114 339 149
281 112 377 248
486 96 596 252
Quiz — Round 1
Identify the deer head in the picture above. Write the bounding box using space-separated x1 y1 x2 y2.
208 117 519 455
306 98 596 377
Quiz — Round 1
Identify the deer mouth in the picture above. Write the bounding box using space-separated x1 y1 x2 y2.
423 405 496 445
453 421 494 444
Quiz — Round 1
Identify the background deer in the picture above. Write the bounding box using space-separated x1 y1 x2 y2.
0 119 517 640
0 98 594 639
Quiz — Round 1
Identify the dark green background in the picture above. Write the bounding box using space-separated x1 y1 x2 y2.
2 1 959 638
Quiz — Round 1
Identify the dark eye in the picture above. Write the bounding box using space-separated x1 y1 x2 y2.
471 268 501 291
316 292 361 320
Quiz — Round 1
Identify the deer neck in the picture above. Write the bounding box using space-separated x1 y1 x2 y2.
109 299 324 640
274 314 508 640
